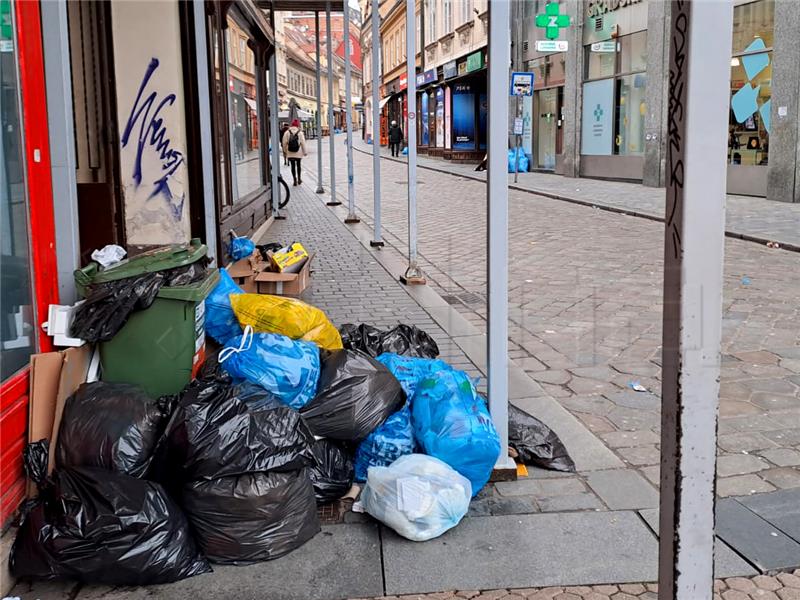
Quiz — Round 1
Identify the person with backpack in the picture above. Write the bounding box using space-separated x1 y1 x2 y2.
282 118 307 186
388 120 403 157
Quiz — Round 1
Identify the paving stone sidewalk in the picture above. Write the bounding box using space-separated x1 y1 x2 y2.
347 571 800 600
354 137 800 250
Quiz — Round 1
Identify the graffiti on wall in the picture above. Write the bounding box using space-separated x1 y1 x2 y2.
121 57 185 221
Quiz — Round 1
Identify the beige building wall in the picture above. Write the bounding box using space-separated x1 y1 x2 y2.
422 0 488 70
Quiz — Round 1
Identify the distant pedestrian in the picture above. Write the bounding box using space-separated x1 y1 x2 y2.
233 122 245 160
282 118 307 186
280 122 290 165
388 120 403 157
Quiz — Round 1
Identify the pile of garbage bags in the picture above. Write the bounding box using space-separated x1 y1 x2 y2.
13 277 574 586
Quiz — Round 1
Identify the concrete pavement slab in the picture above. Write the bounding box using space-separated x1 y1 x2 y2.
585 470 658 510
716 498 800 573
76 524 384 600
738 488 800 541
381 512 658 595
637 509 757 578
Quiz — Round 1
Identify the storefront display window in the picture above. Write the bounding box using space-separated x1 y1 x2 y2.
227 15 262 201
728 0 773 166
1 20 35 379
452 83 475 150
582 31 647 156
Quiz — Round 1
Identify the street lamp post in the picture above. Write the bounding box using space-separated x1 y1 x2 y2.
326 2 340 206
369 0 383 247
315 10 324 194
343 0 359 224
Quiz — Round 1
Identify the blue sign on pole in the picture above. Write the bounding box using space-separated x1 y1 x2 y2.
510 72 534 96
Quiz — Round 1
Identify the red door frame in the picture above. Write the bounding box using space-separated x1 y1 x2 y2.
0 0 60 528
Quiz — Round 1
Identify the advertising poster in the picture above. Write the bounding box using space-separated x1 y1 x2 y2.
445 87 451 148
452 84 475 150
435 88 445 147
522 94 533 158
421 92 429 146
478 93 488 150
581 78 614 155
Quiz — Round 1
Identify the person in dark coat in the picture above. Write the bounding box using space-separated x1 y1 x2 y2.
388 120 404 157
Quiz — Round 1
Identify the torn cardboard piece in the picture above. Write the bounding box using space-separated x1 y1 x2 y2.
227 252 314 297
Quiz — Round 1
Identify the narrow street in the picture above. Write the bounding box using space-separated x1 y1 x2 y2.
305 134 800 499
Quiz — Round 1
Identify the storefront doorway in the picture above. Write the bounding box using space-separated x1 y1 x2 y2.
533 87 562 170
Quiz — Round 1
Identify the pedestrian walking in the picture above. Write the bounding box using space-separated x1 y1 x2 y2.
282 118 307 186
388 120 403 157
233 122 245 161
280 122 290 165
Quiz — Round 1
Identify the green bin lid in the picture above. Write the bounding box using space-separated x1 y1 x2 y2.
74 238 207 288
157 268 220 301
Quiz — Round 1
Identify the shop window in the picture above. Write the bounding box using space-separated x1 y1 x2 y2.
227 16 263 200
582 31 648 156
728 0 773 166
1 27 35 380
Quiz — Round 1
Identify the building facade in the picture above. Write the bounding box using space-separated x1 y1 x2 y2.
515 0 797 202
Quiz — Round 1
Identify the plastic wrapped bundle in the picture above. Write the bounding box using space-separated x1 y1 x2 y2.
300 350 405 442
353 404 415 482
219 327 320 410
181 469 320 564
159 380 316 482
56 382 168 478
11 466 210 584
229 235 256 260
375 353 452 399
308 439 354 504
206 269 243 344
360 454 471 542
231 293 343 350
412 369 501 496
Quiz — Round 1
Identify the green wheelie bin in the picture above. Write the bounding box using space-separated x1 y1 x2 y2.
74 239 220 398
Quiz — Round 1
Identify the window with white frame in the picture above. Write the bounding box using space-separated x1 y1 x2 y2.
460 0 473 25
416 12 421 53
443 0 452 33
425 0 436 42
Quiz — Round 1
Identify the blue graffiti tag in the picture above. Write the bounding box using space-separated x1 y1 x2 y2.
121 58 185 218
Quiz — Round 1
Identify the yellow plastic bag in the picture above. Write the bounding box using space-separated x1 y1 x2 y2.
230 294 343 350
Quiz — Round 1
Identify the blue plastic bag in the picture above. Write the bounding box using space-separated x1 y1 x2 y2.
401 146 408 156
229 236 256 261
412 369 501 496
353 404 415 482
219 326 321 410
375 353 452 399
507 148 529 173
206 269 243 344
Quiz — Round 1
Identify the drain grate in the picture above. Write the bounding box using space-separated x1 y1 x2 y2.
316 499 354 525
442 291 485 306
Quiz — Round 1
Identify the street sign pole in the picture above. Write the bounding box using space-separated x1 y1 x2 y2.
514 95 521 183
343 0 359 223
370 0 383 247
400 0 424 285
487 0 514 474
658 2 733 599
268 51 282 219
326 2 340 206
315 10 324 194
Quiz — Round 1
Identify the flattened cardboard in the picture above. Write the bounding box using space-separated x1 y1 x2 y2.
48 346 91 474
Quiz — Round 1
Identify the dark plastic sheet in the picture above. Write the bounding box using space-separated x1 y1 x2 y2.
509 405 576 472
308 439 354 504
340 323 439 359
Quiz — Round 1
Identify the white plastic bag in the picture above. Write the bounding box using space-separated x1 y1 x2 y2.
360 454 471 541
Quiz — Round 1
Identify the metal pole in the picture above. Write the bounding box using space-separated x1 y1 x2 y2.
370 0 383 246
400 0 424 284
269 51 282 218
658 2 732 599
514 96 520 184
487 0 513 471
343 0 359 223
315 10 325 194
325 3 340 206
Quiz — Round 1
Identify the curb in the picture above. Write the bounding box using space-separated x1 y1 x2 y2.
353 145 800 253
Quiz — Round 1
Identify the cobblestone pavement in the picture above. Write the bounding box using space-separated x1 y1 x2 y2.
355 138 800 249
308 137 800 501
349 571 800 600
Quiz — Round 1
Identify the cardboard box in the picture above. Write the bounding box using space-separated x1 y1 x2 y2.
226 254 267 293
27 346 91 495
254 253 314 296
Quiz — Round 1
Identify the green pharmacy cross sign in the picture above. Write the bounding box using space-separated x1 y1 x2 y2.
535 2 570 40
594 104 604 122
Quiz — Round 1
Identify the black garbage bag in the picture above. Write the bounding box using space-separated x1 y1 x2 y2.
11 466 211 585
181 469 320 564
300 350 406 442
160 380 315 482
71 263 207 343
308 439 354 504
23 439 49 484
509 405 576 472
56 382 169 478
339 323 439 359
